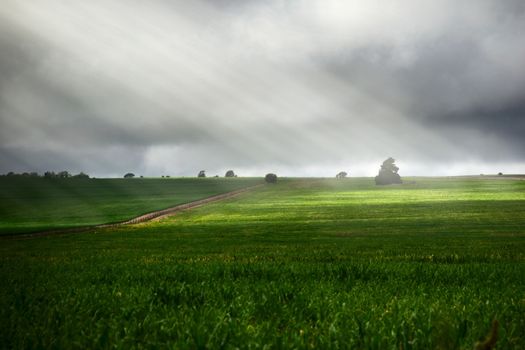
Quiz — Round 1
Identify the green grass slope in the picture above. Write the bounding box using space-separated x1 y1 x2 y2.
1 177 524 348
0 177 262 235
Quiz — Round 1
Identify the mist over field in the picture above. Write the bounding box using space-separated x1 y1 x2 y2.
1 0 524 177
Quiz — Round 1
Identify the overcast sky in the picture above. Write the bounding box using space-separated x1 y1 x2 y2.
1 0 524 177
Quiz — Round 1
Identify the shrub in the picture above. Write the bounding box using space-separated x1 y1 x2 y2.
265 173 277 183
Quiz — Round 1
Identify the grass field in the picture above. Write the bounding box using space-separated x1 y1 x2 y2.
0 177 262 235
1 177 524 348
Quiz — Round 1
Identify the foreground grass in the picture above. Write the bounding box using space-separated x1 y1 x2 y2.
1 177 524 349
0 177 262 235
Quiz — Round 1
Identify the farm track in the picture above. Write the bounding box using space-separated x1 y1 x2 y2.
3 184 265 239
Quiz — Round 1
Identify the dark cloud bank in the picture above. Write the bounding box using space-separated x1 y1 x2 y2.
1 0 524 177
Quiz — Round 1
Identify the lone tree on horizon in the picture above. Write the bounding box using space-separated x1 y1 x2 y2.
375 157 402 185
198 170 206 178
265 173 277 183
336 171 348 179
225 170 236 177
124 173 135 178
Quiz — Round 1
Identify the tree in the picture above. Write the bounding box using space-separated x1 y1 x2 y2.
265 173 277 183
225 170 236 177
73 172 89 179
336 171 348 179
57 171 71 178
375 157 402 185
198 170 206 178
124 173 135 178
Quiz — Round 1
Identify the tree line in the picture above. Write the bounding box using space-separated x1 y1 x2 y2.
2 158 403 185
0 171 90 179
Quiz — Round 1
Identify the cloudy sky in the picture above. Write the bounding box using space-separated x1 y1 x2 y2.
1 0 524 177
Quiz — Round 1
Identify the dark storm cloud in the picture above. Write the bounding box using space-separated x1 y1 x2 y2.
323 39 525 159
426 100 525 153
0 0 524 176
0 144 146 176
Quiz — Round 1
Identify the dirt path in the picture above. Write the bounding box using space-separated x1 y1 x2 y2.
4 184 264 239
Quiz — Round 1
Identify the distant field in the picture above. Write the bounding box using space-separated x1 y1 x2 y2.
1 177 524 348
0 177 262 235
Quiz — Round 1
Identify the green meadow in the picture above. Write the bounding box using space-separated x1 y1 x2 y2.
1 177 524 348
0 177 262 235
